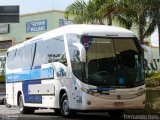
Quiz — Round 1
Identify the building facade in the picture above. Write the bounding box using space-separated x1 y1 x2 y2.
0 10 159 74
0 10 73 75
0 10 71 56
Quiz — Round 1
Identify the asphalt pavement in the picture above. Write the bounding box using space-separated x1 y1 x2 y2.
2 105 159 120
0 105 125 120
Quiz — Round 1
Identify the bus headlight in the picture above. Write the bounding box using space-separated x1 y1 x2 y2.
136 88 145 96
90 92 100 96
81 88 101 96
87 90 100 96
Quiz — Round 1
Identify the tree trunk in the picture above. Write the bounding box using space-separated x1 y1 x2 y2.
107 14 112 25
100 9 115 25
99 18 104 25
138 14 145 44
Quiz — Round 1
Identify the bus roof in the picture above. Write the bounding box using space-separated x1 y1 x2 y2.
8 24 136 51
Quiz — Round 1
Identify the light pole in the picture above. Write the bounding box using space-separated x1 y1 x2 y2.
53 0 54 10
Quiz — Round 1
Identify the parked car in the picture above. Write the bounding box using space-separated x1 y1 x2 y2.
0 93 5 104
0 84 6 105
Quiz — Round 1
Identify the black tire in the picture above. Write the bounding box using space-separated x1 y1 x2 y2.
6 104 11 108
3 98 6 105
60 93 76 117
2 99 5 105
54 108 61 115
108 110 124 118
18 94 35 114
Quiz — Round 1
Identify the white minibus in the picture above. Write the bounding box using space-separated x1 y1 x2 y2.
6 24 152 117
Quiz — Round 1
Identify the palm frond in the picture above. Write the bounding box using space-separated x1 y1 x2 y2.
65 0 87 21
144 18 157 37
114 15 132 29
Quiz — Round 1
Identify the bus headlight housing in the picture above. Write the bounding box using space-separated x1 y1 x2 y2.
136 88 145 96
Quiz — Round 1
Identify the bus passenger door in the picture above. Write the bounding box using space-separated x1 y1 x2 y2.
6 50 17 105
68 45 84 109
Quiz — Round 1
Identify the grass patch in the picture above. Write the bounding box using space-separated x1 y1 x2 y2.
0 75 5 84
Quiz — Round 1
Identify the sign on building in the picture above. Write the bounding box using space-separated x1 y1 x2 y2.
0 24 9 33
26 20 47 33
59 19 73 27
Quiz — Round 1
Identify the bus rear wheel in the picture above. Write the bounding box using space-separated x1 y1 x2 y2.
2 98 6 105
60 93 76 117
18 94 35 114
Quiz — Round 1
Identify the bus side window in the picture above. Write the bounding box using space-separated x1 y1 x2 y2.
33 41 46 68
15 48 23 69
22 44 35 70
46 36 67 66
73 50 80 62
7 50 16 70
59 53 67 66
33 36 67 67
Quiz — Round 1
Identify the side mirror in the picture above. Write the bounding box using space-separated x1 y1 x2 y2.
141 45 153 63
72 43 86 62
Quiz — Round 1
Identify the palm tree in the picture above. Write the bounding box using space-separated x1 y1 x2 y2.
113 0 159 45
144 0 160 55
115 0 151 44
91 0 116 25
65 0 157 45
65 0 88 24
65 0 108 24
65 0 123 25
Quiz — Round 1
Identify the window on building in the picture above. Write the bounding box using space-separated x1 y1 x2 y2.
26 37 33 41
0 40 12 49
144 41 150 47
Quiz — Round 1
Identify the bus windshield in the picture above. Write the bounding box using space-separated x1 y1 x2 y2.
81 36 144 88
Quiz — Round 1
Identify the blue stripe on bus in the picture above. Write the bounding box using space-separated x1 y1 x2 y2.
6 67 54 83
89 88 115 91
22 80 42 103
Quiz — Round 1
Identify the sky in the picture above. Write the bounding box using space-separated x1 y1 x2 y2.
151 28 159 47
0 0 82 14
0 0 158 45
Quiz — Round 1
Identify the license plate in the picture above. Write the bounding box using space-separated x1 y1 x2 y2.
114 102 124 107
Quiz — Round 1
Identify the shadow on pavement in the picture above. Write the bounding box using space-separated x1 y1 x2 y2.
16 112 124 120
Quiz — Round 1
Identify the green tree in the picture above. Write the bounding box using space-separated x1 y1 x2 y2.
144 0 160 55
65 0 87 24
65 0 158 45
65 0 123 25
108 0 157 44
117 0 152 44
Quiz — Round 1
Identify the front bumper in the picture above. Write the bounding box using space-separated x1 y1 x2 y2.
76 92 145 110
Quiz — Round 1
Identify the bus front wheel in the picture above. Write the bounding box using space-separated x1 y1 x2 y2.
54 108 61 115
18 94 35 114
108 110 124 118
60 93 76 117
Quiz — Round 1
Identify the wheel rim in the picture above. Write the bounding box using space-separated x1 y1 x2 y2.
62 98 70 115
19 96 24 112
